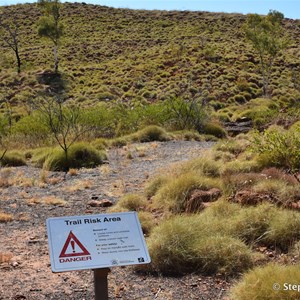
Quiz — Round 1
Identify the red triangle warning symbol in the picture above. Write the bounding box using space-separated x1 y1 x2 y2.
59 231 90 258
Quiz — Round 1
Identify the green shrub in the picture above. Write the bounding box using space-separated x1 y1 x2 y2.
11 113 50 143
43 143 106 171
0 151 26 167
252 126 300 171
230 264 300 300
146 215 253 275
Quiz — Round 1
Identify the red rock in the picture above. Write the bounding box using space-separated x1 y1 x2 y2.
185 188 222 212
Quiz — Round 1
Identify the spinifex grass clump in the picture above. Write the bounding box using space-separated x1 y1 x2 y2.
230 264 300 300
43 142 106 171
141 200 300 276
109 193 148 212
152 172 221 213
131 125 170 143
144 214 254 276
0 151 26 167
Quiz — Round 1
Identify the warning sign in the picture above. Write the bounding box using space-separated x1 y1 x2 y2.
59 231 90 258
46 212 151 272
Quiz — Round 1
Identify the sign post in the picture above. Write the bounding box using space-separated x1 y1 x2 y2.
94 268 110 300
46 212 151 298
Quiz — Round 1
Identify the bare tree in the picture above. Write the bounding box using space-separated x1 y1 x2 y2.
0 11 21 73
37 95 91 170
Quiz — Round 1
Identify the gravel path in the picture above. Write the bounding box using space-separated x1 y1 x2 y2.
0 141 233 300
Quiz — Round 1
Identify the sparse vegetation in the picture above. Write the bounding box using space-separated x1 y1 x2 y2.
0 2 300 297
0 211 13 222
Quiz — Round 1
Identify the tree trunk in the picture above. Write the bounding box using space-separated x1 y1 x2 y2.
54 44 58 73
14 47 21 74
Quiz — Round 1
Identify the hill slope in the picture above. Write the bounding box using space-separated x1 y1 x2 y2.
0 3 299 117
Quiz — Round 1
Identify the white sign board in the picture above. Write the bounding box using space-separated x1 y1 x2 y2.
46 212 151 272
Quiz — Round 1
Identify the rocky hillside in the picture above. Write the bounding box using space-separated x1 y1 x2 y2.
0 3 299 116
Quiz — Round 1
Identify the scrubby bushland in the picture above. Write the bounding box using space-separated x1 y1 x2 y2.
230 264 300 300
43 142 106 171
140 200 300 276
252 125 300 171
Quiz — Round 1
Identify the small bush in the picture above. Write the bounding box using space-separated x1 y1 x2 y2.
43 143 106 171
230 264 300 300
0 151 26 167
252 126 300 171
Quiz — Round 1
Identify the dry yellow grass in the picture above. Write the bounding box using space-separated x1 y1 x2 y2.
43 196 67 206
0 168 12 187
68 168 78 176
27 196 66 206
64 180 92 192
0 211 13 222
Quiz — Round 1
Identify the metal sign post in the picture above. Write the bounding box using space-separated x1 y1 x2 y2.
94 268 110 300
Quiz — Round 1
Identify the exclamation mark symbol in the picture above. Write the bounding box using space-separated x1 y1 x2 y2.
71 240 75 253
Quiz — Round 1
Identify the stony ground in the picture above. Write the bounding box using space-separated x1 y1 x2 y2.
0 141 233 300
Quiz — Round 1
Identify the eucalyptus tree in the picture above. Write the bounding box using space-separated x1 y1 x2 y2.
37 0 64 73
244 10 288 97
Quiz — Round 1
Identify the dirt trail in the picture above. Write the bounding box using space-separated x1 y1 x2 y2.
0 141 231 300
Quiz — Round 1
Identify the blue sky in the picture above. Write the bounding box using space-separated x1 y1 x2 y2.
0 0 299 19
